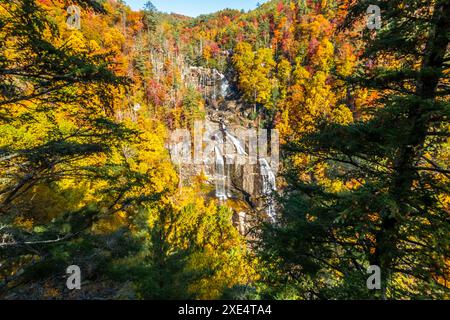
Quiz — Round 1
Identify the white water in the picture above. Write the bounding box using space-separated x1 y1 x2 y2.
211 120 278 224
190 68 277 220
225 130 246 156
259 158 277 222
221 79 229 97
214 70 225 80
212 127 247 200
238 211 246 234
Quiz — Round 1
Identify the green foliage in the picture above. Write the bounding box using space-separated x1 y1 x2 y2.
2 0 448 301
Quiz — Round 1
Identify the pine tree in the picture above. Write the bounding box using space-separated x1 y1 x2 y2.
0 0 153 294
143 1 159 33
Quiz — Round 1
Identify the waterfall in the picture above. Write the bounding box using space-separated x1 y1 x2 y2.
212 126 247 201
214 70 225 80
221 79 229 97
213 69 228 98
214 145 227 200
225 130 246 155
238 211 246 234
259 158 277 222
214 70 228 99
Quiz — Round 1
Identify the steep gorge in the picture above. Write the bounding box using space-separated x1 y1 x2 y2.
172 64 279 232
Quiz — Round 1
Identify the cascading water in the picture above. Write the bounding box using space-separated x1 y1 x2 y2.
187 67 278 222
225 130 246 155
215 70 229 100
221 79 229 97
214 145 227 200
259 158 277 222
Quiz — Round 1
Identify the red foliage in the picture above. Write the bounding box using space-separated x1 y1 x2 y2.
308 37 319 56
277 1 284 13
209 42 220 56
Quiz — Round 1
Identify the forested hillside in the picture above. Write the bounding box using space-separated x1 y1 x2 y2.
0 0 448 300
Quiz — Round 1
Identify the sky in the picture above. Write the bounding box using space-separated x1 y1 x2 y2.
124 0 265 17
